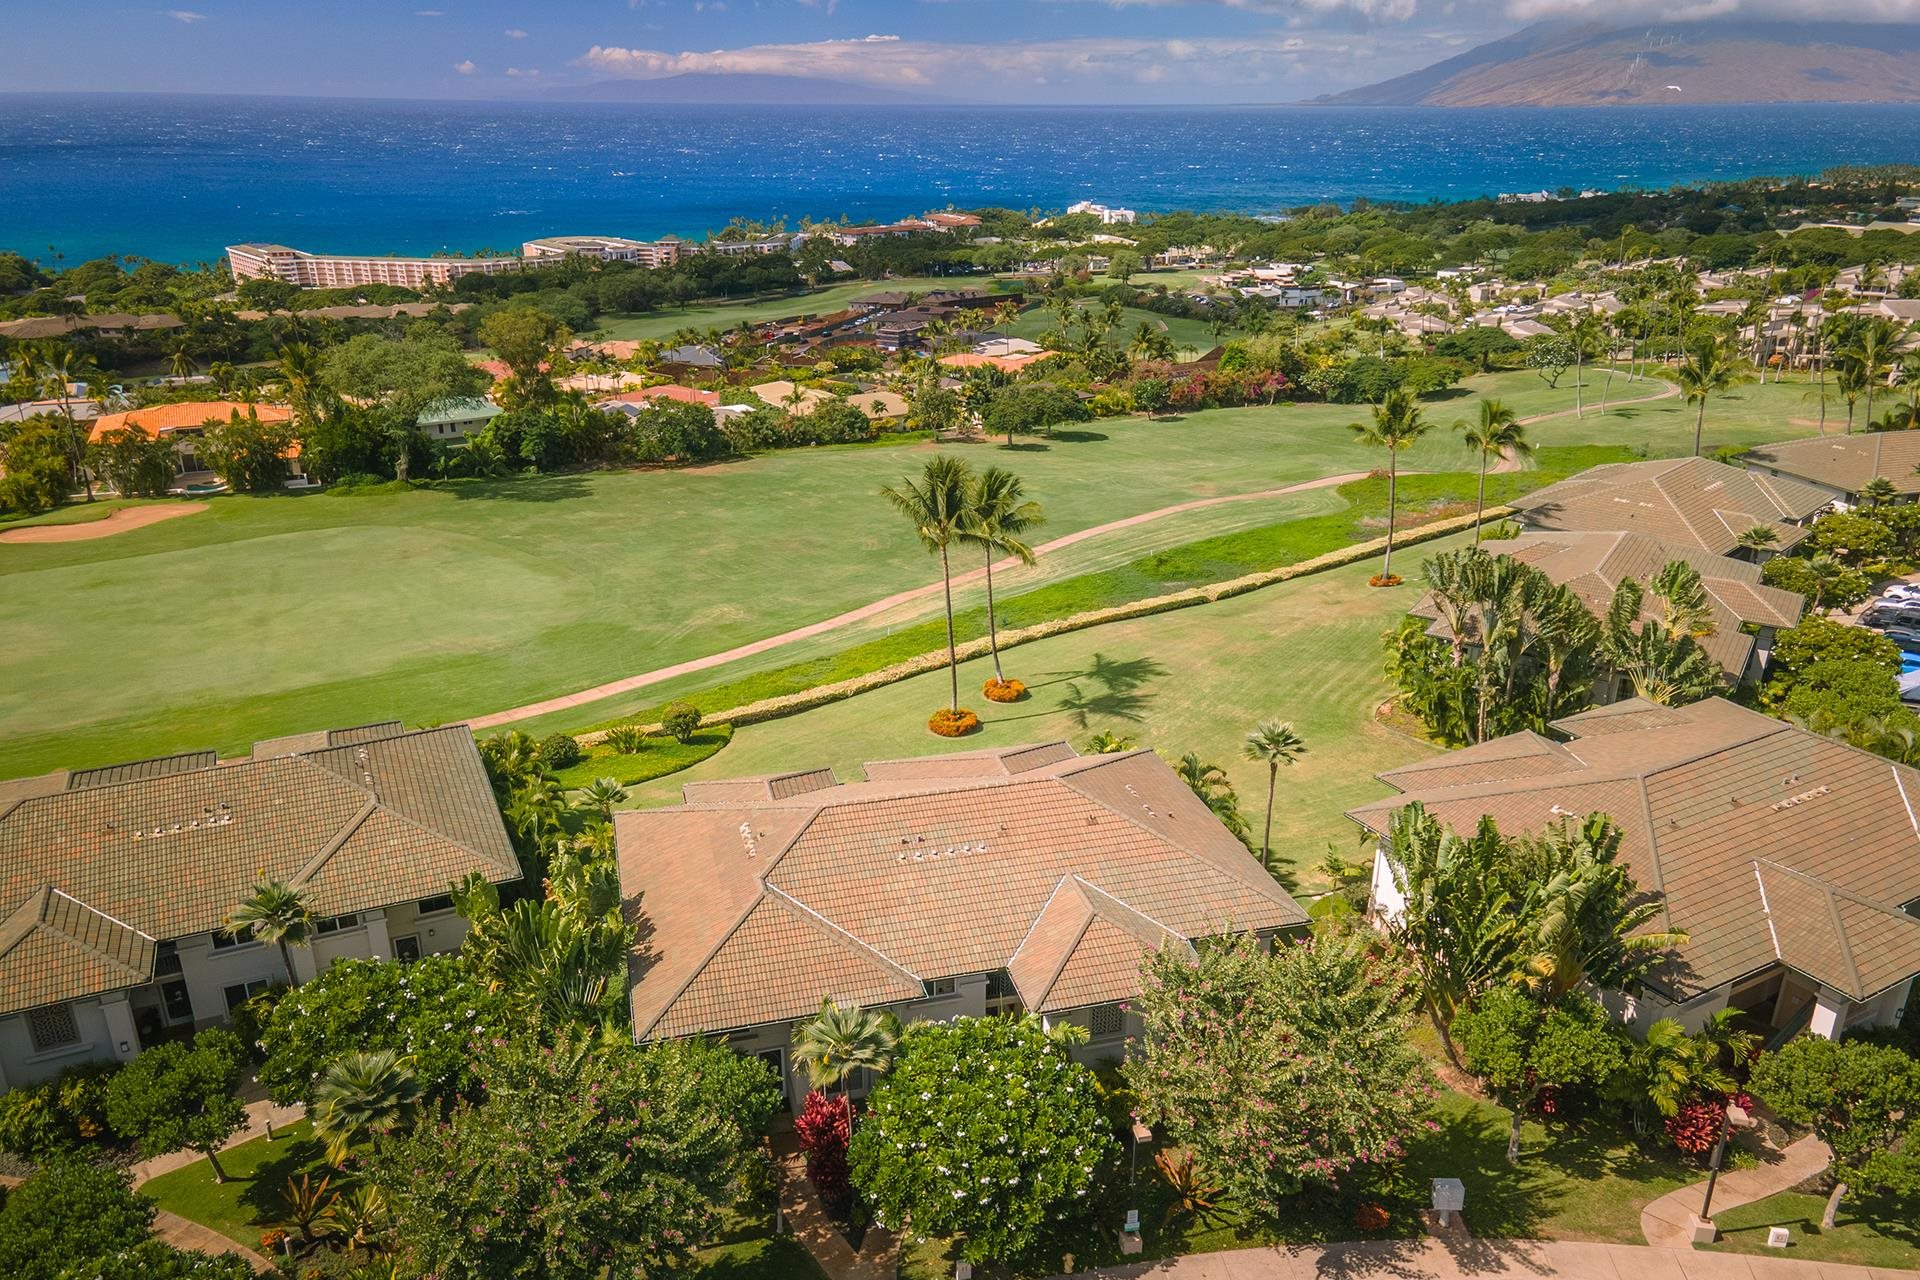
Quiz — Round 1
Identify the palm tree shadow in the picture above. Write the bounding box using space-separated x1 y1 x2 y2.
1054 652 1169 729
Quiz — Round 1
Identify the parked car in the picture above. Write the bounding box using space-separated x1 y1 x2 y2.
1885 627 1920 650
1880 584 1920 604
1865 605 1920 630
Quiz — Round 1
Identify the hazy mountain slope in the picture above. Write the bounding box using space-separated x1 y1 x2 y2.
1319 21 1920 107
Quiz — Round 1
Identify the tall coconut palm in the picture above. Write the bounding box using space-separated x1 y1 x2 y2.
1242 722 1307 874
1675 335 1746 457
1350 388 1432 582
225 878 316 987
960 467 1044 684
882 455 974 713
1458 400 1530 544
1840 316 1903 432
1566 311 1605 418
35 344 96 501
791 998 901 1102
169 346 194 381
311 1050 423 1166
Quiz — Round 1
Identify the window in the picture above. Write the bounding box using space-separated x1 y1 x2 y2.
161 980 194 1023
314 912 361 935
985 970 1024 1017
222 979 274 1011
26 1004 80 1053
153 941 183 977
393 935 422 963
211 925 256 951
1089 1005 1125 1039
925 977 957 998
415 894 455 916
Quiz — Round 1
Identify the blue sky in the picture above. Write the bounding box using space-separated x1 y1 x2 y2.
0 0 1894 104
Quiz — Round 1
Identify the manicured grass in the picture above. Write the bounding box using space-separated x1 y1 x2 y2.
549 726 732 788
1704 1190 1920 1269
140 1121 326 1253
591 276 996 342
0 368 1798 778
898 1091 1703 1278
1004 302 1220 358
688 1200 831 1280
0 496 155 527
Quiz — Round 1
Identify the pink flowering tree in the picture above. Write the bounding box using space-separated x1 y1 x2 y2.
1124 928 1435 1212
848 1015 1114 1265
372 1034 780 1280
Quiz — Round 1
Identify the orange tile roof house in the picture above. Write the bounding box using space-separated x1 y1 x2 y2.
1507 457 1831 558
615 744 1306 1106
0 722 518 1091
86 401 303 487
1409 531 1806 689
1347 698 1920 1045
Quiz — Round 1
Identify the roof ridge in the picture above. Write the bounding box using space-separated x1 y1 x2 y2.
40 888 156 977
633 892 770 1039
291 795 382 887
1075 877 1191 951
0 886 52 959
763 884 924 989
1008 874 1078 972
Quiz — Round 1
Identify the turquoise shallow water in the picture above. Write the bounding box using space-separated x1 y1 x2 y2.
4 93 1919 265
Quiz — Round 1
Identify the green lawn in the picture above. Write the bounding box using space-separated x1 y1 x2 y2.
1704 1190 1920 1269
140 1121 326 1253
1005 303 1220 358
590 276 999 342
899 1091 1704 1279
549 726 732 789
0 368 1807 779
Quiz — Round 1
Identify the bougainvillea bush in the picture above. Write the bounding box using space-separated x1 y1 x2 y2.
1124 929 1435 1213
374 1034 780 1280
848 1015 1114 1264
795 1090 853 1215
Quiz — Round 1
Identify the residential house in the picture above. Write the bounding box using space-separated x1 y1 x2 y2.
750 381 832 415
85 401 302 486
0 722 520 1090
1507 457 1831 559
613 744 1307 1108
416 397 502 441
1349 697 1920 1044
0 314 185 343
1409 531 1805 691
659 344 725 371
1743 431 1920 506
1066 202 1138 225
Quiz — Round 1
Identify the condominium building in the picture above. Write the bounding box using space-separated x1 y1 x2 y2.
521 235 688 268
227 243 523 290
1067 201 1138 225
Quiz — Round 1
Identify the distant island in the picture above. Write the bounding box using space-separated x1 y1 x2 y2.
1317 19 1920 108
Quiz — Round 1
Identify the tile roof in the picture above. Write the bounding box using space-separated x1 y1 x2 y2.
0 724 519 1014
1349 697 1920 1003
1507 458 1830 556
1743 431 1920 497
1408 532 1805 683
88 401 292 443
0 887 157 1017
617 747 1305 1038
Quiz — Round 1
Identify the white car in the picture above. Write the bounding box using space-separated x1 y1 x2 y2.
1880 585 1920 604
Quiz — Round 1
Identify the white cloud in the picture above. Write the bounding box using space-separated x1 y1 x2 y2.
453 58 477 74
415 8 444 15
1063 0 1920 20
167 9 206 22
505 66 540 76
505 27 528 38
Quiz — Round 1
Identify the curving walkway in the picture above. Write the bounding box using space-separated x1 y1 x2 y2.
128 1098 306 1275
1640 1133 1833 1251
1063 1237 1918 1280
466 378 1684 732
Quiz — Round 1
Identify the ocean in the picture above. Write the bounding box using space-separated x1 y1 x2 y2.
4 93 1920 266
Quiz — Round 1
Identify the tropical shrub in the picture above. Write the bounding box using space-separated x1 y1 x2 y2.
603 723 647 755
928 707 979 736
1749 1036 1920 1226
88 427 178 497
850 1015 1114 1265
0 1158 156 1280
983 677 1026 702
373 1034 779 1280
793 1090 852 1216
659 700 701 744
0 422 71 516
1353 1203 1392 1233
0 1082 72 1157
225 982 289 1058
535 732 583 770
1126 929 1434 1211
198 412 296 491
1454 988 1626 1163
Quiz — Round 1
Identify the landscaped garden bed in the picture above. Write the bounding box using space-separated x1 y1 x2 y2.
549 725 732 788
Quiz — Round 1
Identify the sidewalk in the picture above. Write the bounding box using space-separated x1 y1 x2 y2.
1065 1238 1919 1280
1639 1133 1833 1250
775 1140 899 1280
130 1097 306 1276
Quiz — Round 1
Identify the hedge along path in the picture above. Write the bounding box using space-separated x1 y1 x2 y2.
549 506 1509 747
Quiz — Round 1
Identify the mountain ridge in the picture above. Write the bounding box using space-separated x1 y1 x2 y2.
1316 20 1920 107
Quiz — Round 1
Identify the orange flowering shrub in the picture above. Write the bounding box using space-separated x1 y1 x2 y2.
928 708 980 737
1353 1203 1390 1233
1369 573 1404 588
982 678 1026 703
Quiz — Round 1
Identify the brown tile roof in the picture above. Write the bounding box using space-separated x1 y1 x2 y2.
0 887 157 1016
1349 697 1920 1002
1408 532 1804 683
0 724 518 1014
1507 458 1829 556
617 747 1305 1037
1743 432 1920 497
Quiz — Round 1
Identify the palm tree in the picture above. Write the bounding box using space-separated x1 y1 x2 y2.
1566 311 1604 418
1242 722 1307 874
881 456 974 714
1458 400 1530 544
1734 525 1778 559
1862 476 1898 508
578 777 628 822
1350 388 1432 582
1085 731 1135 754
169 346 193 381
791 998 901 1103
960 467 1044 685
35 344 96 501
1675 336 1746 457
1839 317 1902 432
225 878 315 987
311 1050 423 1166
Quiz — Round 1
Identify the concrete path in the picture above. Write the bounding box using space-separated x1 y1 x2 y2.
464 376 1684 733
129 1098 306 1276
1062 1238 1918 1280
1640 1133 1834 1251
775 1144 899 1280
